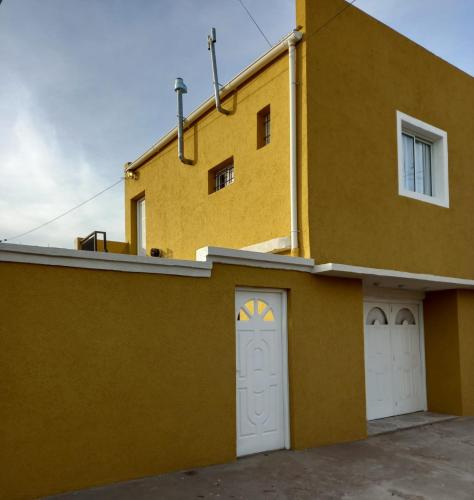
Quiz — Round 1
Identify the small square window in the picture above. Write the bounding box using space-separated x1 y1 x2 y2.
397 111 449 207
257 105 271 149
209 158 234 194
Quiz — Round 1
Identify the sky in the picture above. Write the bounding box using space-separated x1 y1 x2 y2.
0 0 472 248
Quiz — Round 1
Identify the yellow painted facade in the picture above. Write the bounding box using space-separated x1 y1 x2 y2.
424 289 474 416
1 260 366 499
125 52 300 260
124 0 473 281
299 0 474 278
424 290 463 415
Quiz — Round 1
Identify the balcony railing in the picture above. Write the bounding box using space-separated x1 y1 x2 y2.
79 231 108 252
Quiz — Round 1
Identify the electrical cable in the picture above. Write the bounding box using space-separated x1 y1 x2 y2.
236 0 272 48
0 177 124 243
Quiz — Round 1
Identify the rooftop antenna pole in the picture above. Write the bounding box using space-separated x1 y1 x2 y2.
174 77 193 165
208 28 230 115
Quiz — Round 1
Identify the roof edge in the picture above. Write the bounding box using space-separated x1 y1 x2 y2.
125 29 303 173
314 262 474 291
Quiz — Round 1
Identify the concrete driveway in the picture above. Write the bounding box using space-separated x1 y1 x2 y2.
47 417 474 500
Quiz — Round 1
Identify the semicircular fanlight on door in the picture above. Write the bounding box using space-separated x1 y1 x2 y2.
394 307 416 325
237 299 275 322
366 306 388 325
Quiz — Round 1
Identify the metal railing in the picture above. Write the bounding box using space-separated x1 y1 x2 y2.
79 231 108 252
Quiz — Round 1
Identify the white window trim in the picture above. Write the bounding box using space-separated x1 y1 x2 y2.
396 111 449 208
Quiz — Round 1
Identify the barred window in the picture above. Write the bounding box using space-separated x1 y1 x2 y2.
215 164 234 192
209 158 235 194
257 105 271 149
263 111 270 145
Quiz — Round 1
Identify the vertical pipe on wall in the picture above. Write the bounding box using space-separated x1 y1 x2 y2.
174 77 193 165
288 30 302 255
208 28 230 115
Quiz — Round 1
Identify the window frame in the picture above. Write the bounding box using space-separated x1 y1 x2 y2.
401 131 433 196
215 164 234 192
208 157 235 194
257 105 271 149
396 111 449 208
136 196 146 256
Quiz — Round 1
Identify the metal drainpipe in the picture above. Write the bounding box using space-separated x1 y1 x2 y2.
288 30 302 256
174 77 193 165
208 28 230 115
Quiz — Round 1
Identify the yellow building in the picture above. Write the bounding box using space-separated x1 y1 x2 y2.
121 0 474 449
2 0 474 498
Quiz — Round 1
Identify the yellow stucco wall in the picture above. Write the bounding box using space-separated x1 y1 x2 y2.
125 53 301 260
424 289 474 416
1 260 366 499
457 290 474 415
424 290 463 415
300 0 474 278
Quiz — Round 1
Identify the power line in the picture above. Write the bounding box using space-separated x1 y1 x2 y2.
0 177 124 243
236 0 272 48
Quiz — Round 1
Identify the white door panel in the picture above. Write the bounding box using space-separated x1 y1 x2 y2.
392 305 423 415
364 303 393 420
235 291 287 457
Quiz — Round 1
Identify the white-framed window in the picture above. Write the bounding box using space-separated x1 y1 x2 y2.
396 111 449 208
136 197 146 256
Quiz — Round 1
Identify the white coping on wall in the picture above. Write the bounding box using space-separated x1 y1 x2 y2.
314 263 474 291
240 236 291 254
196 246 315 272
2 243 474 290
0 243 212 277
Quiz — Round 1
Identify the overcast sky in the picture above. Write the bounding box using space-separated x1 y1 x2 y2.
0 0 472 248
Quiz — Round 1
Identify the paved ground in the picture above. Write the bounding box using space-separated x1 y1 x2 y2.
46 417 474 500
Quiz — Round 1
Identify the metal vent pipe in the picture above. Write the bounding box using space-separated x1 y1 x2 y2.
208 28 230 115
174 77 193 165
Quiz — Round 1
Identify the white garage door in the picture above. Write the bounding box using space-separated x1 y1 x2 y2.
364 302 426 421
235 290 289 457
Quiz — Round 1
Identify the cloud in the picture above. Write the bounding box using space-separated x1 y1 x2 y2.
0 74 124 248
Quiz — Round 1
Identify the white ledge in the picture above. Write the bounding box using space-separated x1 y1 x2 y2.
314 263 474 291
0 243 212 277
240 236 291 254
196 246 315 272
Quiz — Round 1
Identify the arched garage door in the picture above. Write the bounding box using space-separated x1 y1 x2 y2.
364 302 426 421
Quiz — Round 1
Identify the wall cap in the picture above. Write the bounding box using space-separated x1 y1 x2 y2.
196 246 315 272
0 243 212 277
3 243 474 290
